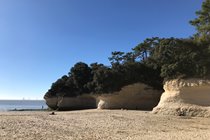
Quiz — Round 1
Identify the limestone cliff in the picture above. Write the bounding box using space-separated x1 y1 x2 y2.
152 79 210 117
44 83 162 111
97 83 162 110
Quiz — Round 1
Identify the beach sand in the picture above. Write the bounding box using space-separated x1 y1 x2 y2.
0 110 210 140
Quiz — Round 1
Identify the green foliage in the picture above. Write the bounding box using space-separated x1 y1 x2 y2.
45 62 92 98
190 0 210 43
133 37 160 61
145 38 210 80
89 63 114 93
45 37 210 98
69 62 92 93
122 62 163 89
44 75 76 98
108 51 125 65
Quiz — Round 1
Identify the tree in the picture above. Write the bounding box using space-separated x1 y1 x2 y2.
147 38 210 80
133 37 160 61
122 52 136 64
190 0 210 43
69 62 92 94
44 75 71 98
91 64 113 93
108 51 125 65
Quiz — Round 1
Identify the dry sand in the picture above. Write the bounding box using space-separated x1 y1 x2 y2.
0 110 210 140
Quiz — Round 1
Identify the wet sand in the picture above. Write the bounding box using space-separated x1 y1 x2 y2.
0 110 210 140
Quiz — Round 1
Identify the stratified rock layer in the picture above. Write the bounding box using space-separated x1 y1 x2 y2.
152 79 210 117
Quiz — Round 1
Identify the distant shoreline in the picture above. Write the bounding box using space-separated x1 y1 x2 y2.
8 108 49 112
0 99 45 101
0 100 47 111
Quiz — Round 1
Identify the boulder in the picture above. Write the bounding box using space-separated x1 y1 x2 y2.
152 79 210 117
97 83 162 110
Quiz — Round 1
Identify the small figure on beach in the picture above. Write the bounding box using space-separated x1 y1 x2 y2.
50 112 55 115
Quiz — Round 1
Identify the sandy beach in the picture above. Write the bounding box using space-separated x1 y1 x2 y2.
0 110 210 140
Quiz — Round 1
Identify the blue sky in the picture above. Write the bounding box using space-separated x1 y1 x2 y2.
0 0 203 99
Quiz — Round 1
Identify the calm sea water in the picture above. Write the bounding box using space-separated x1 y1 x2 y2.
0 100 47 111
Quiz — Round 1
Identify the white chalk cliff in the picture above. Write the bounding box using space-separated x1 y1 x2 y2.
97 83 162 110
153 79 210 117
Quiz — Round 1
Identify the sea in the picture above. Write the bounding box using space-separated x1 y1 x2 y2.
0 100 48 111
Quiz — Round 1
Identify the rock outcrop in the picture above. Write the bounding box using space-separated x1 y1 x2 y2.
44 96 58 110
44 83 162 111
97 83 162 110
152 79 210 117
44 95 96 110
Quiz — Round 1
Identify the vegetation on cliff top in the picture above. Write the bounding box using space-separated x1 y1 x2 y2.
44 0 210 98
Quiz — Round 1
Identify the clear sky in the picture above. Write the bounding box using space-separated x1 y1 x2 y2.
0 0 203 99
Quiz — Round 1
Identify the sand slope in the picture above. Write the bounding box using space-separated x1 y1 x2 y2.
0 110 210 140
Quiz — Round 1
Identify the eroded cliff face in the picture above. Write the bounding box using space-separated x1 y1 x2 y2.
152 79 210 117
97 83 162 110
44 96 58 110
44 83 162 111
44 95 96 110
57 95 96 110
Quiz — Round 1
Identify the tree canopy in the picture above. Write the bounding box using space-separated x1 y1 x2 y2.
190 0 210 43
45 0 210 100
